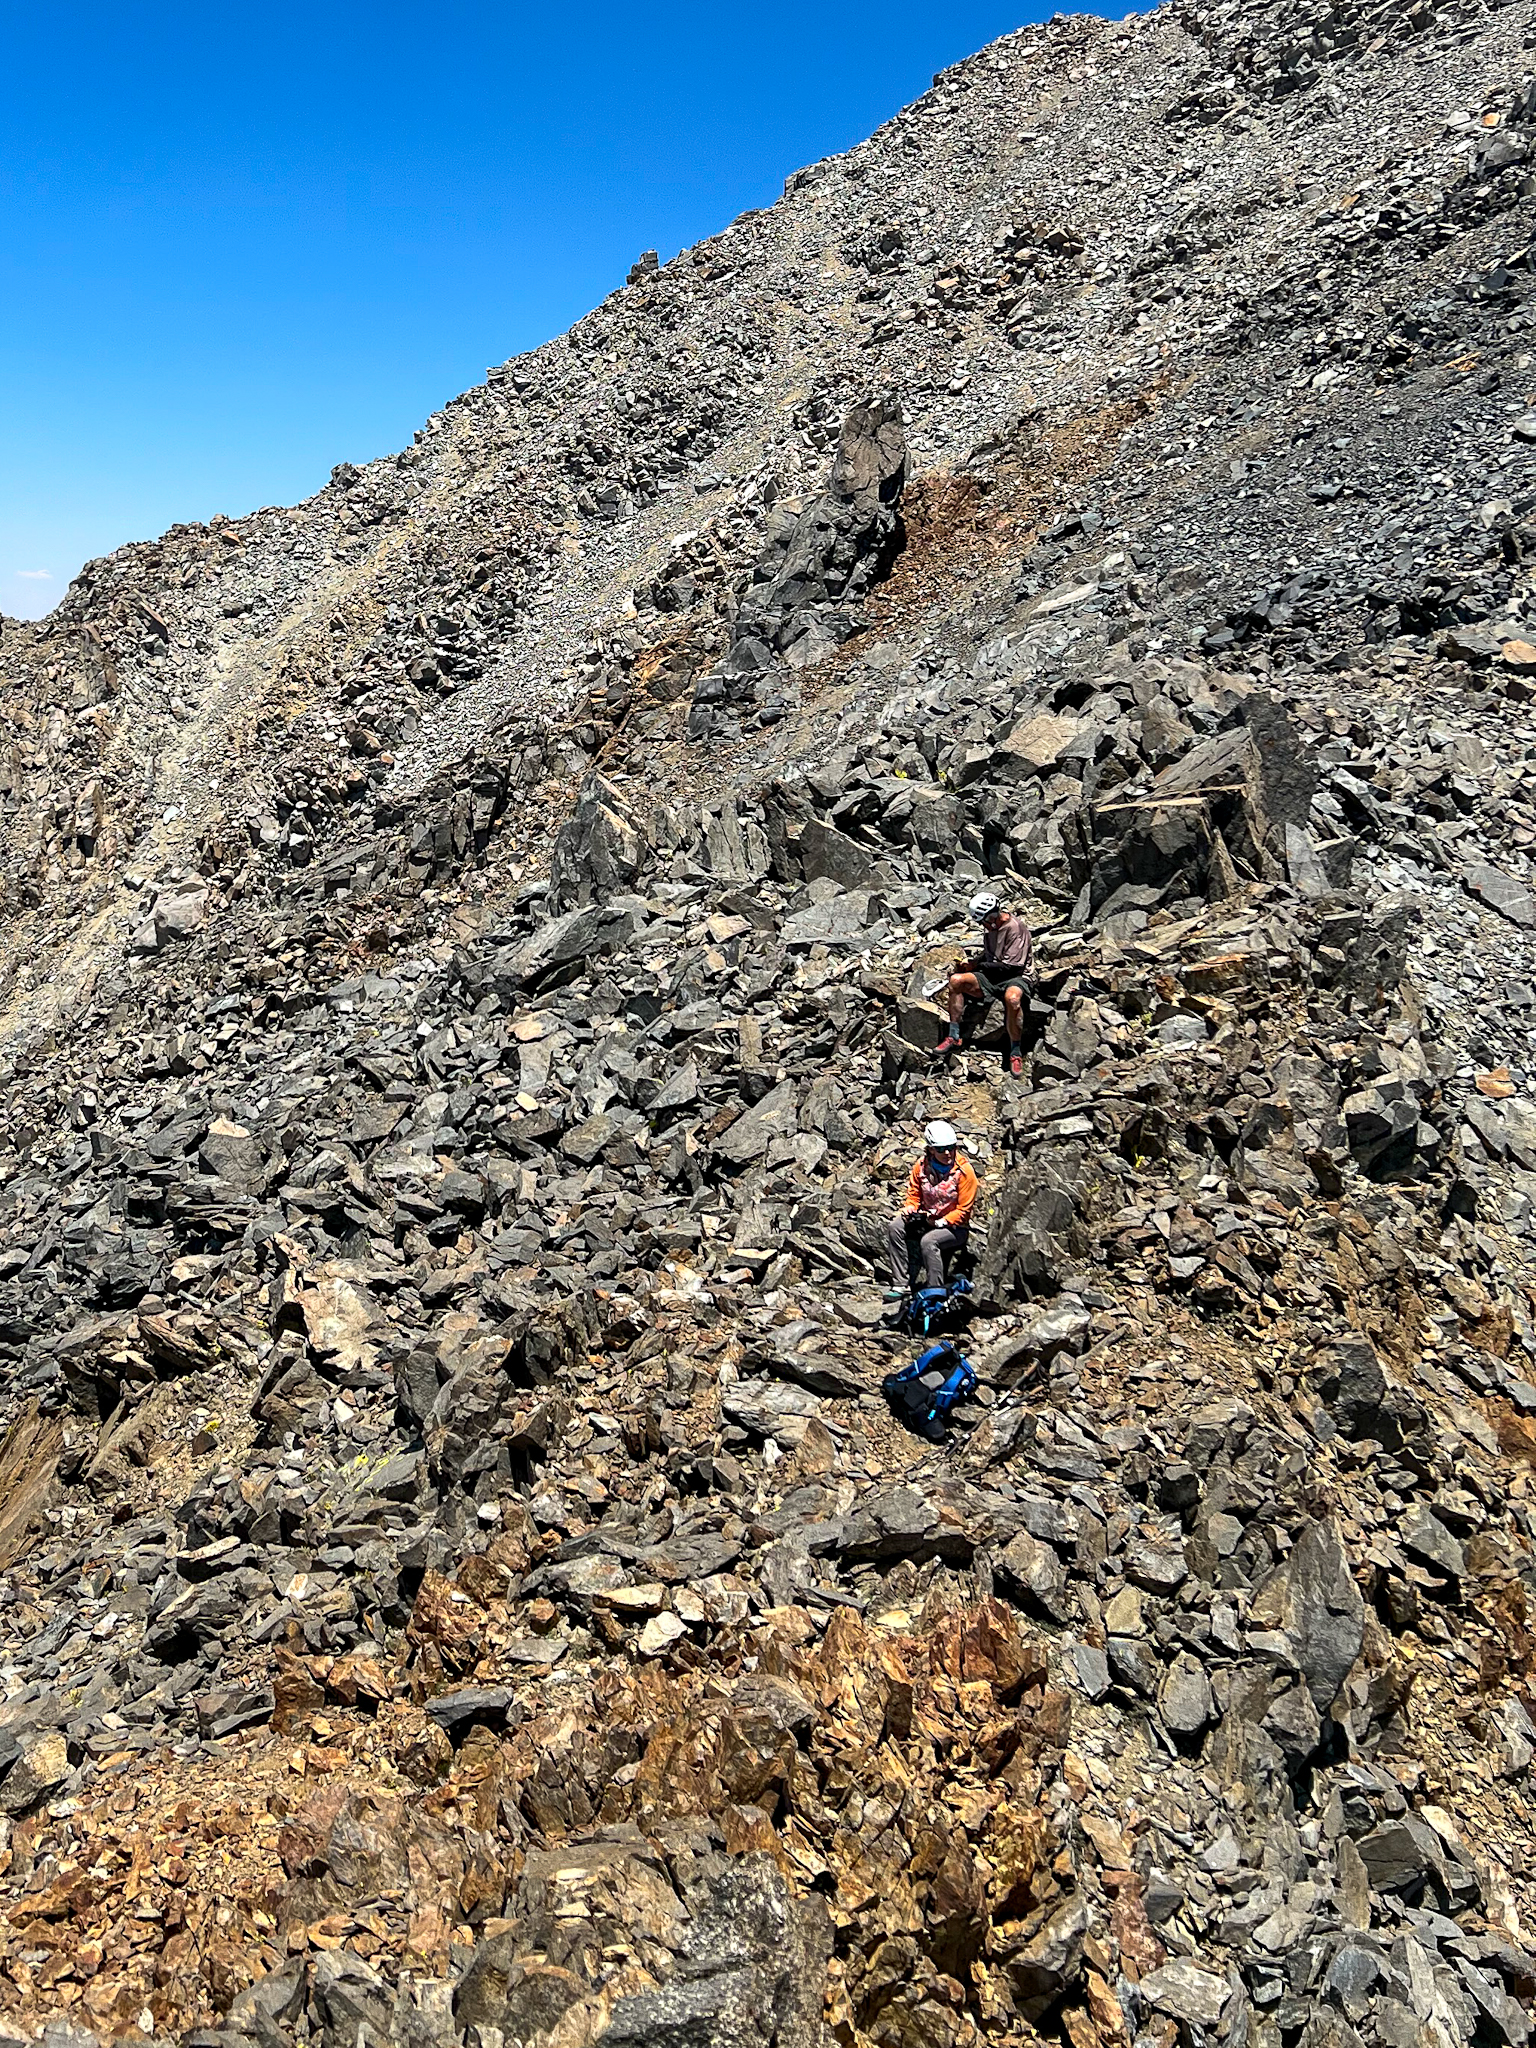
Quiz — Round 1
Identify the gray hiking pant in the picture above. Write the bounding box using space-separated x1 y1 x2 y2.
888 1213 968 1291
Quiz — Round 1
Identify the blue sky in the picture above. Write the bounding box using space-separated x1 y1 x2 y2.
1 1 1106 622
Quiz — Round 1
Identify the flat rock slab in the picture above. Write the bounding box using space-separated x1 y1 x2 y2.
1465 862 1536 927
1140 1961 1231 2028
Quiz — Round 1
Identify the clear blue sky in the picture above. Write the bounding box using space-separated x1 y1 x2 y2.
1 1 1113 623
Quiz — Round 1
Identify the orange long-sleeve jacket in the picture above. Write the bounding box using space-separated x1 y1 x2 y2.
901 1153 979 1229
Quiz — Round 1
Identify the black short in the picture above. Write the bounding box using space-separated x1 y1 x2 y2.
969 967 1032 1003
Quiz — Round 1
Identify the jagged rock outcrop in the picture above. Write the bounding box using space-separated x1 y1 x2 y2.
690 398 910 739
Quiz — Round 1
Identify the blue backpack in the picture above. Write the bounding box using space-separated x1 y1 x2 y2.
898 1273 973 1337
882 1342 978 1441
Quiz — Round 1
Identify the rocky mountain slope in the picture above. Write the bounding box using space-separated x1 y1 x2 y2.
4 0 1536 2042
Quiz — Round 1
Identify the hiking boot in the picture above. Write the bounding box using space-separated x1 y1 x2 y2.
1009 1044 1024 1079
934 1033 964 1057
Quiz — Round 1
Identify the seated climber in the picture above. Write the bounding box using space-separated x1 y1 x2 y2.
935 890 1034 1078
886 1120 978 1306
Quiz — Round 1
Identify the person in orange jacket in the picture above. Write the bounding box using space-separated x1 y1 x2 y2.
885 1120 978 1298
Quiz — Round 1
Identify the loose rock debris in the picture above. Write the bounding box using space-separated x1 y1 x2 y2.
5 0 1536 2040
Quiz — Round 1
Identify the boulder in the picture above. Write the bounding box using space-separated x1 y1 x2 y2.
128 874 209 956
1139 1960 1231 2028
1248 1515 1363 1713
548 775 650 908
716 1080 800 1166
1465 862 1536 928
498 901 641 988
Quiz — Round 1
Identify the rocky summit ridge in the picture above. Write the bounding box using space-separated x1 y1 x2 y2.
4 0 1536 2043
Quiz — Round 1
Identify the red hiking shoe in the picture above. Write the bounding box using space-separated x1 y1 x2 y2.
934 1033 964 1057
1009 1045 1024 1079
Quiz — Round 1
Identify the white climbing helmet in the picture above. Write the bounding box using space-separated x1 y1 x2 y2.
924 1120 959 1151
969 890 1001 918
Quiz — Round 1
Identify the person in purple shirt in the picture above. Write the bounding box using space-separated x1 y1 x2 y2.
934 891 1034 1077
